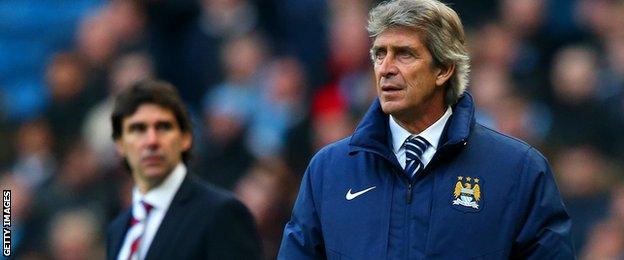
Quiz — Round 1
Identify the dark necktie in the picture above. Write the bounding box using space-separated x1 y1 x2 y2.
404 135 429 178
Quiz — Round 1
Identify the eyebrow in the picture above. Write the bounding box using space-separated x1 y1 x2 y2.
127 122 147 131
394 46 415 53
126 119 176 130
371 45 417 53
155 121 174 128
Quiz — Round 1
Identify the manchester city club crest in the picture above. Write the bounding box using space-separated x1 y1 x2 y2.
452 176 482 211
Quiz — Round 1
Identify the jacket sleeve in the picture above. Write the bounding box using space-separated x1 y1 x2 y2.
512 148 576 259
278 162 326 259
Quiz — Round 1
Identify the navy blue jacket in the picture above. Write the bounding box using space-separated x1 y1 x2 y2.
279 93 575 259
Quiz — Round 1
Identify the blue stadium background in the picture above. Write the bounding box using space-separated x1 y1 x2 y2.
1 0 623 258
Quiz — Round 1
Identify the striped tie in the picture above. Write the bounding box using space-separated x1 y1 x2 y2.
126 201 153 260
404 136 429 178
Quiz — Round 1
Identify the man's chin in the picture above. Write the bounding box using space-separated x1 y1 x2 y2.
144 168 168 177
133 167 170 193
380 101 406 115
142 166 170 181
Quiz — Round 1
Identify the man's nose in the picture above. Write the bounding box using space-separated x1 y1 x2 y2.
378 55 398 78
144 128 160 148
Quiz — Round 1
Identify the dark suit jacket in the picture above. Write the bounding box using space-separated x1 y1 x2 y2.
107 174 261 260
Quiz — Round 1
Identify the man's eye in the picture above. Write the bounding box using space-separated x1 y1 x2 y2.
156 122 174 131
398 50 413 58
372 50 386 62
128 124 146 133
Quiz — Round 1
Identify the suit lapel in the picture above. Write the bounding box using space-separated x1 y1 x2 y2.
144 175 196 258
108 210 132 260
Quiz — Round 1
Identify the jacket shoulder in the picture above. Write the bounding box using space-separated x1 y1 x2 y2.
187 175 242 208
182 176 257 234
472 123 545 159
303 136 353 176
310 137 351 162
470 123 552 183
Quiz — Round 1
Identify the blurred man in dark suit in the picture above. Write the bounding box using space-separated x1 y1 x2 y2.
106 80 261 260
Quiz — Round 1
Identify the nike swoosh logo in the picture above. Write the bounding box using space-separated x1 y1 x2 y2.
345 186 376 200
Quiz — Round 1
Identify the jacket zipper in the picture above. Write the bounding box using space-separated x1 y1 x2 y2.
406 183 413 204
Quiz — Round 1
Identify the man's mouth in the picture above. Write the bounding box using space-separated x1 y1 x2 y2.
381 84 403 93
142 155 164 165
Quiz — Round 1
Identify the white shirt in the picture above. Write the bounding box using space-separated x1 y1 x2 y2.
390 107 453 169
117 163 187 260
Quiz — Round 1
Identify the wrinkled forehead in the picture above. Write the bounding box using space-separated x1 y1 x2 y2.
372 25 426 43
371 26 428 51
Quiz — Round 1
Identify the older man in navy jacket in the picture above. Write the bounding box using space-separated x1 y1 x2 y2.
278 0 575 259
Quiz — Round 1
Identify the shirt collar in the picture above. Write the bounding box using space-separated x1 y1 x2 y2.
132 163 187 213
390 106 453 153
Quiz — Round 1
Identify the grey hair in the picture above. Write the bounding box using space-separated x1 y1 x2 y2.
367 0 470 106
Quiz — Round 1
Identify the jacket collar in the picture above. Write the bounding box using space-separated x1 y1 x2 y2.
144 173 196 259
109 210 132 260
348 92 475 159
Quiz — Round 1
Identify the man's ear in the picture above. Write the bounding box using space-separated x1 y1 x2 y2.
435 63 455 87
115 139 126 157
181 132 192 152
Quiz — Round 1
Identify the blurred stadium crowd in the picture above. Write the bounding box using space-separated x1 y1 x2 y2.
1 0 624 259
